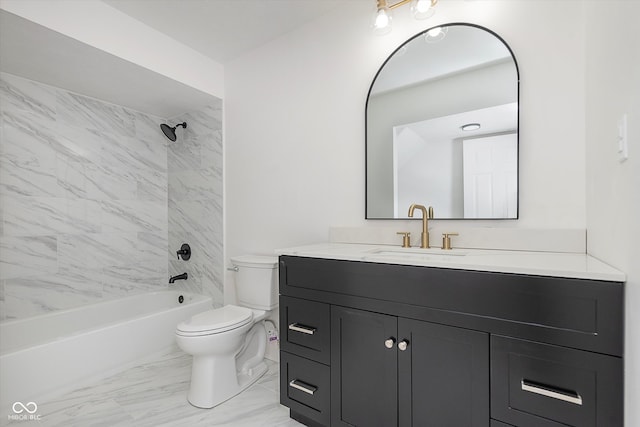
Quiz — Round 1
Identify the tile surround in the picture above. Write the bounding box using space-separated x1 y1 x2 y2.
167 105 224 306
0 72 224 320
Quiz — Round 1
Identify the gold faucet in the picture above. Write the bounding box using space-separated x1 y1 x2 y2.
408 204 434 249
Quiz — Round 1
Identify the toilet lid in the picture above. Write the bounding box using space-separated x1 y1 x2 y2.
176 305 253 336
230 254 278 268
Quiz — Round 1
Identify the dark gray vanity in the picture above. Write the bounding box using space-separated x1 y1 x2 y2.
278 253 623 427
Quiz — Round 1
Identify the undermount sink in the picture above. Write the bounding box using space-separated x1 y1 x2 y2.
366 247 469 258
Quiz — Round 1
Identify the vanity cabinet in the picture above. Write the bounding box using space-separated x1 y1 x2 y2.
278 255 623 427
331 306 488 427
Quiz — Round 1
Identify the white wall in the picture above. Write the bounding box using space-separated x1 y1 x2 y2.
584 1 640 425
225 0 587 262
394 127 461 218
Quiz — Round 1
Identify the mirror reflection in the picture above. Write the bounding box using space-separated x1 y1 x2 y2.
366 24 519 219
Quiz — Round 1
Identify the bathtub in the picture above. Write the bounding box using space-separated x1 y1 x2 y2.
0 291 211 411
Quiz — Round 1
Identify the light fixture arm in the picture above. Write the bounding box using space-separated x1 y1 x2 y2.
388 0 410 9
383 0 437 10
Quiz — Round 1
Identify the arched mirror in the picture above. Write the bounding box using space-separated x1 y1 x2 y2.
366 23 519 219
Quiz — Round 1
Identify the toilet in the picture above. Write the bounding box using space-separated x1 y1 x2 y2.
175 255 278 408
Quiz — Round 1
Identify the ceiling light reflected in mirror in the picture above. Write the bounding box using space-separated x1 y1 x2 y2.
461 123 481 131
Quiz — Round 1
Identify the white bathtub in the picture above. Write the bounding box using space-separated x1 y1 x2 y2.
0 291 211 411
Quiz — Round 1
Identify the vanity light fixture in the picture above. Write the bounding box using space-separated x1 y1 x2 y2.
461 123 481 131
373 0 439 35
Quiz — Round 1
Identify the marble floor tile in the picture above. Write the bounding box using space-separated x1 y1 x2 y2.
2 346 303 427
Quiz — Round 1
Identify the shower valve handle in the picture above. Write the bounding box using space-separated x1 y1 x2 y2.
176 243 191 261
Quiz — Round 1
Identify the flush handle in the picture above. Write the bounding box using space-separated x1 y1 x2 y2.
288 323 316 335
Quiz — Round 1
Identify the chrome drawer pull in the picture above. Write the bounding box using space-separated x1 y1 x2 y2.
289 379 317 395
521 379 583 406
288 323 316 335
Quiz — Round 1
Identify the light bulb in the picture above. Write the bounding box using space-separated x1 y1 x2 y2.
375 9 390 28
372 6 392 35
411 0 436 20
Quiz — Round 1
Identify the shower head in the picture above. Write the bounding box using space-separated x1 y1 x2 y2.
160 122 187 142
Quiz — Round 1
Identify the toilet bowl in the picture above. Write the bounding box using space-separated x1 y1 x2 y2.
175 255 278 409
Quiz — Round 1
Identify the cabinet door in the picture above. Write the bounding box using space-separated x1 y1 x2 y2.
398 318 489 427
331 306 398 427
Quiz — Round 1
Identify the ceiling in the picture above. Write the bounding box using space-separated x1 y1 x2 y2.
0 10 216 118
0 1 350 117
397 102 518 144
102 0 347 63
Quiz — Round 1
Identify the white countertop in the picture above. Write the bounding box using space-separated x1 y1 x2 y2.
275 243 626 282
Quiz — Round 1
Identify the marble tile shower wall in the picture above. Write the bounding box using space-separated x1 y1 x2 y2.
0 72 169 320
167 103 224 307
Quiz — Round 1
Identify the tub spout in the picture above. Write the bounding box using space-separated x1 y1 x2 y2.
169 273 188 284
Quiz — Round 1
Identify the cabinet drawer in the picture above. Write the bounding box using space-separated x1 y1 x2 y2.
280 351 330 426
491 336 622 427
280 296 330 364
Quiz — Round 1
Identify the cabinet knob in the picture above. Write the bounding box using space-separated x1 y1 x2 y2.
384 338 396 349
398 339 409 351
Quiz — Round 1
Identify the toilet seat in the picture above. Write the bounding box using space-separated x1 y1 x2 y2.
176 305 253 337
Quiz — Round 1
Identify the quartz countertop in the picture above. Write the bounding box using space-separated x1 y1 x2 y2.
275 243 625 282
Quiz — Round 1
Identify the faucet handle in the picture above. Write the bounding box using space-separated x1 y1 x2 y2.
442 233 458 250
396 232 411 248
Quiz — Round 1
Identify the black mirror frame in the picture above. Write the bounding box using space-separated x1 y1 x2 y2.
365 22 520 220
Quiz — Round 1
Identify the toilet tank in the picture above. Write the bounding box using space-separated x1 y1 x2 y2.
230 255 279 310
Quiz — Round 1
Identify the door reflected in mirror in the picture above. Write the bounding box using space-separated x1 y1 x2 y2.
366 24 519 219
